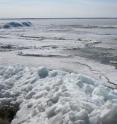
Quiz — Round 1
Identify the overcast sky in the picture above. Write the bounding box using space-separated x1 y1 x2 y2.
0 0 117 18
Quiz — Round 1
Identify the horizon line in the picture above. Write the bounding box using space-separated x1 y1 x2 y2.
0 17 117 20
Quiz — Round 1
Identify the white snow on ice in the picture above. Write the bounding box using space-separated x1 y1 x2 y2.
0 65 117 124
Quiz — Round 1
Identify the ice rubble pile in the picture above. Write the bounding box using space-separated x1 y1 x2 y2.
0 65 117 124
2 22 32 29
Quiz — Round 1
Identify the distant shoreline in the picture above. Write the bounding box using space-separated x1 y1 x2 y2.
0 17 117 20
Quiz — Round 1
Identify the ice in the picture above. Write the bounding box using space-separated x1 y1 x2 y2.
2 21 32 29
0 65 117 124
78 74 96 86
46 105 57 118
48 112 63 124
92 85 110 101
0 18 117 124
38 67 49 78
100 104 117 124
22 22 32 27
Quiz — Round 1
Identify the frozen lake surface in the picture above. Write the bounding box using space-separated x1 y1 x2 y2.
0 18 117 84
0 19 117 124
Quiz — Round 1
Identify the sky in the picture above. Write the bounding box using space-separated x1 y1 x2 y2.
0 0 117 18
